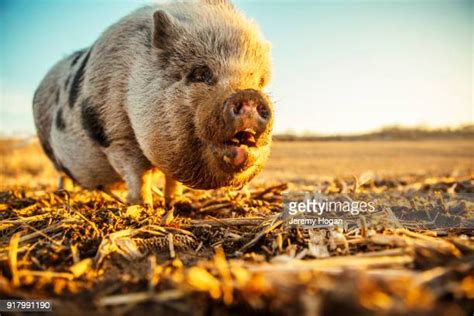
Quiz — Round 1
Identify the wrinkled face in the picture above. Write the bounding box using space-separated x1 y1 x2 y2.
144 7 273 189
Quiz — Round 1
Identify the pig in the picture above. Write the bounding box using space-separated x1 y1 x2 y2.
32 0 273 206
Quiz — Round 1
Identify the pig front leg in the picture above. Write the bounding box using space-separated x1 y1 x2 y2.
105 141 154 206
58 172 74 191
164 175 183 208
125 168 154 205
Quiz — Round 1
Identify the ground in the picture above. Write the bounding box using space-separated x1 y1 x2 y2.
0 138 473 315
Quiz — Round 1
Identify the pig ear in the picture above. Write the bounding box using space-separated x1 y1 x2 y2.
152 10 180 50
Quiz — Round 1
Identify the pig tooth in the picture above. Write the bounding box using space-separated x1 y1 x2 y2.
223 156 232 164
243 128 256 135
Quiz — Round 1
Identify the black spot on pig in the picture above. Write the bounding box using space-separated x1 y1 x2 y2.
54 89 60 104
71 49 86 66
55 108 66 131
64 75 71 90
80 98 110 147
69 49 91 108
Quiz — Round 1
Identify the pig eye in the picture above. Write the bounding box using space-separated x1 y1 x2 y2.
187 65 215 85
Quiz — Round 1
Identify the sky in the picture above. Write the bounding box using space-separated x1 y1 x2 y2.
0 0 472 136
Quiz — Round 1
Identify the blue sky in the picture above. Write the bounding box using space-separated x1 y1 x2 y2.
0 0 472 135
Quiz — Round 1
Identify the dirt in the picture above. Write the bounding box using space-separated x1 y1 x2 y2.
0 138 473 315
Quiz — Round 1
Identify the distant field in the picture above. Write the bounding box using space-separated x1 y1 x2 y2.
260 140 474 182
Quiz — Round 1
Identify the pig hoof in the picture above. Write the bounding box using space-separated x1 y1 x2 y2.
165 196 192 210
58 174 74 191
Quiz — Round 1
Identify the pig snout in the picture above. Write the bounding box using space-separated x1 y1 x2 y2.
224 89 271 137
221 89 272 169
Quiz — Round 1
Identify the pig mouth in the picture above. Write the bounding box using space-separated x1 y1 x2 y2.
224 128 257 148
209 127 263 172
222 129 257 169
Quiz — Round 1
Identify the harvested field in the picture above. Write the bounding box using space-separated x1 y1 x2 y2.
1 138 473 315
